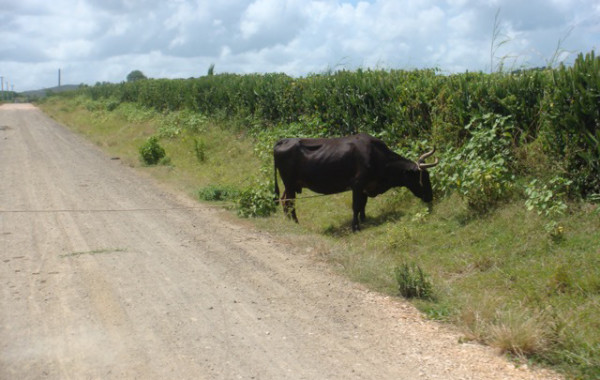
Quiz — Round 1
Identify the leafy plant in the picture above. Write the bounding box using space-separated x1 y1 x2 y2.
395 262 434 300
545 221 565 242
524 176 571 241
237 182 277 218
198 185 237 201
139 135 166 165
524 176 572 217
436 113 515 212
158 112 183 138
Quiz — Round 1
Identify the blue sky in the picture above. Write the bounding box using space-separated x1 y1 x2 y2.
1 0 599 92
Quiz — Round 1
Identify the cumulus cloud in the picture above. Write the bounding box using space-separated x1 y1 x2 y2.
0 0 599 91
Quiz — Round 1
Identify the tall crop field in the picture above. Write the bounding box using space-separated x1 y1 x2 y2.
79 52 600 198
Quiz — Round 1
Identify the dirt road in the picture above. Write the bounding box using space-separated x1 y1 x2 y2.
0 104 559 379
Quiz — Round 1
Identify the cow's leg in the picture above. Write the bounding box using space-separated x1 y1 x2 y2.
281 190 291 218
289 190 298 223
290 199 298 223
281 189 298 223
360 197 368 222
352 190 368 232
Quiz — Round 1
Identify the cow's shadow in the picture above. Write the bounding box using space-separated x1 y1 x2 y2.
321 209 407 236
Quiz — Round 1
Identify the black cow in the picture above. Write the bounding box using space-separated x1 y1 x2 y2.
273 133 438 231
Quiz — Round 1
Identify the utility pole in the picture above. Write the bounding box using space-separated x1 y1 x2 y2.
1 76 4 100
58 68 61 87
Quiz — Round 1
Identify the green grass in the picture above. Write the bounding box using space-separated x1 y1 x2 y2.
40 96 600 379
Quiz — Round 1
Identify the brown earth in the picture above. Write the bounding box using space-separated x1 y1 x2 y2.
0 103 561 379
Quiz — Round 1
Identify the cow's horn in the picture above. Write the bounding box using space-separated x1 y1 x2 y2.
417 157 439 169
417 147 436 163
417 147 438 169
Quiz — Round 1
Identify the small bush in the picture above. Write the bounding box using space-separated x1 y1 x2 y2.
105 98 119 111
524 176 571 217
525 176 571 241
237 182 277 218
435 113 515 213
184 112 208 133
139 136 166 165
157 113 182 138
198 185 237 201
395 262 434 300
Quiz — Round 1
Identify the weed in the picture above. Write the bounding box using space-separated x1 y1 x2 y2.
524 177 571 217
411 206 431 223
489 311 548 357
139 135 166 165
198 185 238 201
395 262 434 300
544 221 565 242
158 113 182 138
548 265 574 293
421 302 452 321
237 182 277 218
434 113 515 214
525 176 571 241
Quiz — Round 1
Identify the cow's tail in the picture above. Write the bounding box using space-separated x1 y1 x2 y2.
273 161 280 204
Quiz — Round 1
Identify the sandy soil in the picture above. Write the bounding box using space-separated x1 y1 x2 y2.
0 103 561 379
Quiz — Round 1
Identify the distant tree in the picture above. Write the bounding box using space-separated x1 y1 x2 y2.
127 70 147 82
207 63 215 76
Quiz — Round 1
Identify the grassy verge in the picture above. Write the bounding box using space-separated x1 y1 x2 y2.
40 96 599 379
41 96 261 199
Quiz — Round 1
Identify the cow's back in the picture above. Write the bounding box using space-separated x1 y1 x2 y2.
274 135 376 195
274 138 301 155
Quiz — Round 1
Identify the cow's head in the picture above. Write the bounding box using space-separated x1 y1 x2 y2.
405 148 438 203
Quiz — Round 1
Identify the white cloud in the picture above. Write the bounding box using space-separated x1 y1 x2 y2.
1 0 599 91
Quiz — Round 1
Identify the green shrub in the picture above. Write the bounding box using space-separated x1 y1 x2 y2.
435 113 515 212
105 98 120 111
157 112 182 138
184 112 208 133
236 182 277 218
524 176 572 217
139 136 166 165
524 176 571 241
198 185 237 201
395 262 434 300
